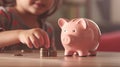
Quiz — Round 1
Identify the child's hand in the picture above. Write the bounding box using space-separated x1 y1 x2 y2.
18 28 50 48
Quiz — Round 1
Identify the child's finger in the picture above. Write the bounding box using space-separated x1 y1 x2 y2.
34 32 44 46
42 32 50 48
26 37 33 48
29 34 39 48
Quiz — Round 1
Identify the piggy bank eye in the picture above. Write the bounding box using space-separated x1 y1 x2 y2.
64 30 67 32
72 29 76 32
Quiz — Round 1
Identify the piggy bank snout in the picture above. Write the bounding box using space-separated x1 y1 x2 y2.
61 35 73 44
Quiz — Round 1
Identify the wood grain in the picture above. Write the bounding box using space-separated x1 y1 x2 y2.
0 51 120 67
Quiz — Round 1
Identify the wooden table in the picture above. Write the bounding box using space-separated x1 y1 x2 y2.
0 51 120 67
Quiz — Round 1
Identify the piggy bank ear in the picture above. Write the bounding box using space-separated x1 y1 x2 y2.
58 18 67 28
77 18 87 29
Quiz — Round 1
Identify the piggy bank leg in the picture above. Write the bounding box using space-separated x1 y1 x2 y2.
89 50 97 56
77 50 89 57
64 50 75 56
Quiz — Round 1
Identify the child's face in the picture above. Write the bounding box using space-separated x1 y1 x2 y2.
16 0 54 15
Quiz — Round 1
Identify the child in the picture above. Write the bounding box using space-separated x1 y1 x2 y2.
0 0 60 52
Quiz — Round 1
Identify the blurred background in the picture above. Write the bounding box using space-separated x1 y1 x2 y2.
47 0 120 50
0 0 120 51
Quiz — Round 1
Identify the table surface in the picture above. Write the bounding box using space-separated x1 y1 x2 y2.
0 51 120 67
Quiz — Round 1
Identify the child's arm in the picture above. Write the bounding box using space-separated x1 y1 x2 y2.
0 28 50 49
0 30 22 47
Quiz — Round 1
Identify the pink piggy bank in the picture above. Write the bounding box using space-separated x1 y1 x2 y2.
58 18 101 57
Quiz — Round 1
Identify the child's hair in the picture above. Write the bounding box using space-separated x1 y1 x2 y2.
0 0 62 27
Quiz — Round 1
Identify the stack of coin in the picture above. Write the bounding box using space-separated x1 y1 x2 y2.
40 48 49 57
40 48 57 57
49 50 57 57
